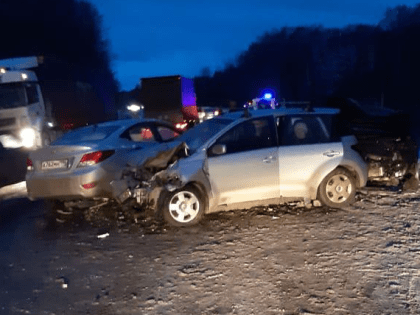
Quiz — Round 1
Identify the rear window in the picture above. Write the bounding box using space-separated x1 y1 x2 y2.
53 125 120 144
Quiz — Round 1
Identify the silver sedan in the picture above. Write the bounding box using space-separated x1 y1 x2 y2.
25 119 180 202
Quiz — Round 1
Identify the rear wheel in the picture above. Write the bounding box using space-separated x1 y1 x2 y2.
161 186 204 227
44 200 77 226
317 168 357 208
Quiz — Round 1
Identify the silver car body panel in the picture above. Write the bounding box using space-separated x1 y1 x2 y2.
26 162 112 200
277 135 368 200
26 119 180 200
206 146 280 206
26 144 125 199
139 110 368 215
277 141 344 199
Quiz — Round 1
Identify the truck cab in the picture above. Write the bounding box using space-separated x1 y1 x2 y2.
0 57 47 149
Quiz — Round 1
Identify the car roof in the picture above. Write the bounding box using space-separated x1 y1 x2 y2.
218 107 340 121
91 118 174 128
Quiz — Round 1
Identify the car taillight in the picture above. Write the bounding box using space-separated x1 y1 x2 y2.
78 150 115 167
26 158 33 171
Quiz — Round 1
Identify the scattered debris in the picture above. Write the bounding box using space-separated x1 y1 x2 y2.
97 233 110 239
55 276 69 289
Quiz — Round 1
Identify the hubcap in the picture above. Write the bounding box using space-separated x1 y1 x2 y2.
326 174 352 203
169 191 200 223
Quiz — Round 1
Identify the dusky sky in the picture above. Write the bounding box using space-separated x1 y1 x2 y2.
88 0 420 91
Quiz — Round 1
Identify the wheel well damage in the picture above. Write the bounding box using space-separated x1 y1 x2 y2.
109 141 210 214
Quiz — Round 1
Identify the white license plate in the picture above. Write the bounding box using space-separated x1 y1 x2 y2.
41 159 68 170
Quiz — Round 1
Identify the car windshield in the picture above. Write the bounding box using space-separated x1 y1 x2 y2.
53 125 120 145
177 118 234 152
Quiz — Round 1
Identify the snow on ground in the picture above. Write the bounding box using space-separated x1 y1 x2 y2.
0 181 27 201
2 187 420 314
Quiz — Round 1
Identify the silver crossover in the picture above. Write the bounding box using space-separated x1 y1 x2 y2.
26 119 180 201
129 107 369 226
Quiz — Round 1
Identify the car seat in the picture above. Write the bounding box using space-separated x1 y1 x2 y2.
130 131 144 142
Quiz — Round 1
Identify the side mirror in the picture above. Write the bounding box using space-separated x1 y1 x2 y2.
210 144 226 156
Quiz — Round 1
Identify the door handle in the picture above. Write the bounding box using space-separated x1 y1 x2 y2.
263 156 276 163
323 150 341 157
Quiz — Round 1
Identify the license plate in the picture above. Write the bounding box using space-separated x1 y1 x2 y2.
41 159 68 170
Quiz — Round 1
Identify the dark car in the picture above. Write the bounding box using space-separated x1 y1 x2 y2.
326 98 419 189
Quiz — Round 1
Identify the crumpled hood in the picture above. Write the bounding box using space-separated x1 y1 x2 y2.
110 141 191 201
126 140 189 171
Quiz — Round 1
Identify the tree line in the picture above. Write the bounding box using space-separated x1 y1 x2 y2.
194 3 420 115
0 0 118 118
2 0 420 119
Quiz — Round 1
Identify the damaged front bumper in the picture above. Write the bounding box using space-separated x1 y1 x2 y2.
353 136 419 186
110 141 211 212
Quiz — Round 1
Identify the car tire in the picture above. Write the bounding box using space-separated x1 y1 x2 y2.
317 168 357 208
161 185 205 227
44 200 75 225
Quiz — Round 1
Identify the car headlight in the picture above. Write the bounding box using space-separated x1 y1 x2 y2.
20 127 37 148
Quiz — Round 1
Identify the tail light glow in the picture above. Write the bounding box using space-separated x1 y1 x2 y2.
78 150 115 167
26 158 34 171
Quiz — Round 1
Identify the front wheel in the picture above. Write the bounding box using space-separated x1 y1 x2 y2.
317 168 357 208
161 186 205 227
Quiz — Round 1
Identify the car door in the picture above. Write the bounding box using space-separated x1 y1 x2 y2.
277 114 343 198
206 116 280 206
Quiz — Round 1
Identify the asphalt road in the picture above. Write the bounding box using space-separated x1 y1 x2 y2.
2 187 420 314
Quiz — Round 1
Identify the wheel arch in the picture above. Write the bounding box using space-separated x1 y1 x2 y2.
315 165 359 197
183 181 210 214
155 181 210 218
316 166 358 208
335 164 362 188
